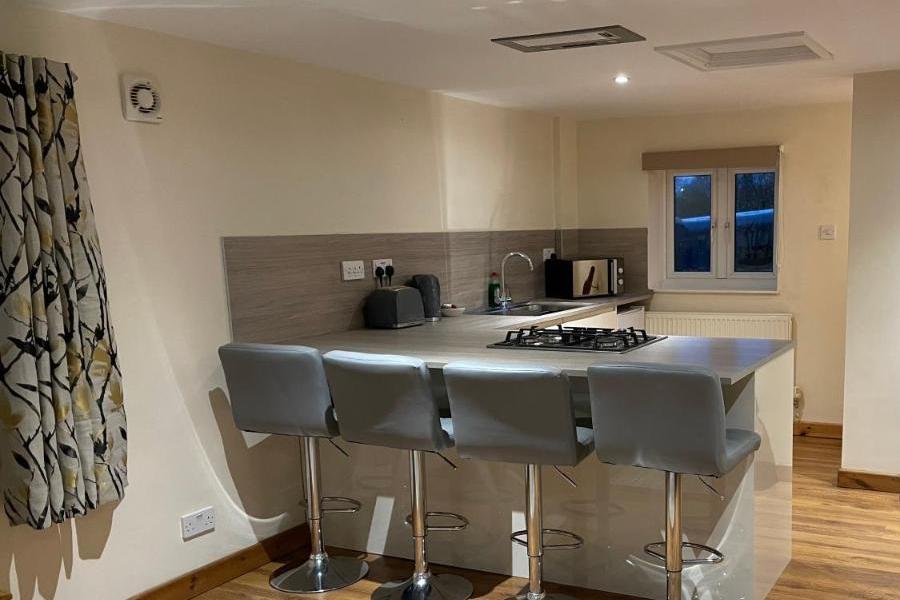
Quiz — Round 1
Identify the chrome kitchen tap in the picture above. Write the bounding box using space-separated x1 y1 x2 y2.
500 251 534 309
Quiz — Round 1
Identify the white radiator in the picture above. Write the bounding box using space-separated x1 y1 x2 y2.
645 311 793 340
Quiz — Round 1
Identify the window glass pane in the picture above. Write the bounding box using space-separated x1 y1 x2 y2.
734 172 775 272
673 174 712 272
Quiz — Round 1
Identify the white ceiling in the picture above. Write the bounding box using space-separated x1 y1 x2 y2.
36 0 900 117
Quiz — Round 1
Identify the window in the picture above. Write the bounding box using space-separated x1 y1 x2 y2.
652 166 778 292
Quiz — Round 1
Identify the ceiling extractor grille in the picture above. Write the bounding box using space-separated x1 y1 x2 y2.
492 25 646 53
655 31 832 71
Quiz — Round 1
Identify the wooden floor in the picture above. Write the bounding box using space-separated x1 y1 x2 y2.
197 437 899 600
766 437 899 600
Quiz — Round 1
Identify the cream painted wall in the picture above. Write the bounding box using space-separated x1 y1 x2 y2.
437 95 559 231
0 2 567 599
555 117 580 230
577 105 852 424
841 71 900 476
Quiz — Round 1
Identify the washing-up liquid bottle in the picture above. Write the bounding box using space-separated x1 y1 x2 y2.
488 272 501 308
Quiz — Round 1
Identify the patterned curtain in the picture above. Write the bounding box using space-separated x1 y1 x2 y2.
0 53 127 529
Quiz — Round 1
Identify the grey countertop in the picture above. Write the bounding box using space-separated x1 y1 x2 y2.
294 292 793 385
468 291 653 326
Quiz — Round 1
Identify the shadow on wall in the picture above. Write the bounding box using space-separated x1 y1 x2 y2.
207 387 305 528
0 502 115 600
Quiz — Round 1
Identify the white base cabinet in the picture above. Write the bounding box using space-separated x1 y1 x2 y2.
562 305 646 330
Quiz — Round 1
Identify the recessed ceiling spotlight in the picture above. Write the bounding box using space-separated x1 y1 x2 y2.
471 5 489 10
507 0 524 4
614 73 630 84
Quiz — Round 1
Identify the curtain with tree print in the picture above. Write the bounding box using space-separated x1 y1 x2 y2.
0 53 127 529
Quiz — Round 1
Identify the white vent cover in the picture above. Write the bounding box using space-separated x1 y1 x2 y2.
121 75 162 123
655 31 832 71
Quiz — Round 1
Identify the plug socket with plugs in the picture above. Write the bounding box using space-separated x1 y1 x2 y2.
542 248 556 261
372 258 393 274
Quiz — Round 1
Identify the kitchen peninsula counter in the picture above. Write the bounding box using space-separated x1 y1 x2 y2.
293 296 792 385
291 307 794 600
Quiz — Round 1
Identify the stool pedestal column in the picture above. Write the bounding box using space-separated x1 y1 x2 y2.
525 464 544 600
510 465 579 600
270 437 369 593
665 472 683 600
374 450 473 600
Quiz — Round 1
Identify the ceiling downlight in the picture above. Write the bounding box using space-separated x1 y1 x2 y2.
655 31 832 71
492 25 646 53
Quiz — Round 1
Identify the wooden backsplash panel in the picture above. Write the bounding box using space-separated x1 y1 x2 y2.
446 230 555 309
224 230 555 342
224 233 448 342
574 228 649 294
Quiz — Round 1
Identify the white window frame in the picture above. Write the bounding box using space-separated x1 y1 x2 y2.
726 167 780 281
665 169 719 280
649 166 779 293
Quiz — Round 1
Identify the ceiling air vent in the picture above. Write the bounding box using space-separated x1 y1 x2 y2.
655 31 832 71
492 25 645 53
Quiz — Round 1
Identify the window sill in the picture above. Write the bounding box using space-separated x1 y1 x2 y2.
650 287 780 296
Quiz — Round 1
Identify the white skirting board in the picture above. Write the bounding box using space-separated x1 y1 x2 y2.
645 311 793 340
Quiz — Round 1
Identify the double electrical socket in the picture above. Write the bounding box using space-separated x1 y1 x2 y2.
342 259 394 281
181 506 215 540
341 260 366 281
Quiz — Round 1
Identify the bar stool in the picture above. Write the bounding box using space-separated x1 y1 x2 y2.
586 363 761 600
443 362 593 600
322 350 473 600
218 343 369 593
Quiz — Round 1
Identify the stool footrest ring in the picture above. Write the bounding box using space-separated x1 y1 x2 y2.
510 528 584 550
644 541 725 565
403 511 469 532
319 497 362 513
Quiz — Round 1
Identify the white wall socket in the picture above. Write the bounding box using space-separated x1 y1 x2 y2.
372 258 393 275
341 260 365 281
818 224 836 240
542 248 556 261
181 506 215 540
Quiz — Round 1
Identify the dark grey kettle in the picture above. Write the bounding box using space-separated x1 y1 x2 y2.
409 274 441 321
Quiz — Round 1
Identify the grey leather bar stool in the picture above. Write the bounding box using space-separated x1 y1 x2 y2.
444 362 593 600
218 343 369 593
587 363 761 600
323 350 473 600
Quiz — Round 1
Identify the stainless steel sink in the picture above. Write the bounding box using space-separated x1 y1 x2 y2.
471 301 592 317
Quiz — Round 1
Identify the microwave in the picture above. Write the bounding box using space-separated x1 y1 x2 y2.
545 257 623 299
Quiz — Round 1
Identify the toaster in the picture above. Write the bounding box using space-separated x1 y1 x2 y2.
364 286 425 329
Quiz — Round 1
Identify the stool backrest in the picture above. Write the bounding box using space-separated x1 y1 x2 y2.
218 343 338 437
444 362 581 466
587 363 726 475
323 350 449 451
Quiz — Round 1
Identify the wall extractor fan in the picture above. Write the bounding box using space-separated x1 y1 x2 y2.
121 75 162 123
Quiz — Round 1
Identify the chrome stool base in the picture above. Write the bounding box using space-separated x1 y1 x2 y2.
373 573 474 600
510 592 578 600
270 555 369 593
